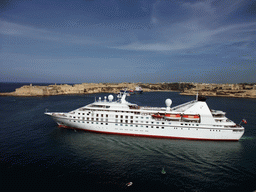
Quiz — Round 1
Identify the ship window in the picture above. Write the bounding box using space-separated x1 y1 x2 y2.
130 125 133 127
121 120 123 123
101 123 103 125
101 114 103 117
83 113 85 115
131 120 133 123
162 127 164 129
96 118 98 121
141 125 143 127
156 126 159 128
162 122 164 124
125 124 128 126
146 126 148 128
121 115 123 118
78 113 80 115
126 116 128 118
131 116 133 119
120 124 123 126
136 116 138 118
96 114 98 117
106 114 108 117
116 115 118 118
146 117 149 119
125 120 128 123
106 123 108 125
141 117 143 119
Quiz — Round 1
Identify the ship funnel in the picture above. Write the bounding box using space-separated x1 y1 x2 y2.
165 99 172 111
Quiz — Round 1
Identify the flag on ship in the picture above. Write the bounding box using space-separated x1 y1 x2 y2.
242 119 247 124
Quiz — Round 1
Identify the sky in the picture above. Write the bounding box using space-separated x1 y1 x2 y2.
0 0 255 84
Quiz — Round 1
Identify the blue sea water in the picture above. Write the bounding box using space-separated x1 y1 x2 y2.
0 83 256 191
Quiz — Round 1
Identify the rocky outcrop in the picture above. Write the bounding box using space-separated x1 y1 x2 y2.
0 82 255 98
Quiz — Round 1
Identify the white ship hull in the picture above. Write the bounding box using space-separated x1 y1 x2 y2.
45 93 245 141
46 113 244 141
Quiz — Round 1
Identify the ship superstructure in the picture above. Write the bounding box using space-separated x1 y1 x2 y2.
45 93 244 141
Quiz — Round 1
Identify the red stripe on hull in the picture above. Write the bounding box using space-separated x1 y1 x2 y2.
58 124 239 141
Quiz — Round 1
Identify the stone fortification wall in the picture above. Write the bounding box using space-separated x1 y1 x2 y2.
181 83 256 98
0 82 255 98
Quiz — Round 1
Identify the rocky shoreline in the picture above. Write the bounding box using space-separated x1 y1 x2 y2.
0 82 255 99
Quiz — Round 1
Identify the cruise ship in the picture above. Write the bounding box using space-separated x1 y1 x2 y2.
45 93 245 141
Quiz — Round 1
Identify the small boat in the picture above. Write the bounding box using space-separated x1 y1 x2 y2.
129 89 134 94
126 182 133 187
134 86 143 94
182 115 200 121
164 114 181 120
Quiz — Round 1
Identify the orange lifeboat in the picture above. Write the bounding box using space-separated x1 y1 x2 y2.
182 115 200 121
152 114 163 119
164 114 181 120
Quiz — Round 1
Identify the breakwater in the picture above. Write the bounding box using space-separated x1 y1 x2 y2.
0 82 255 98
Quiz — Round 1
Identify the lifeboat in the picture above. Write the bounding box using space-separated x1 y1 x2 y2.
152 114 163 119
182 115 200 121
164 114 181 120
